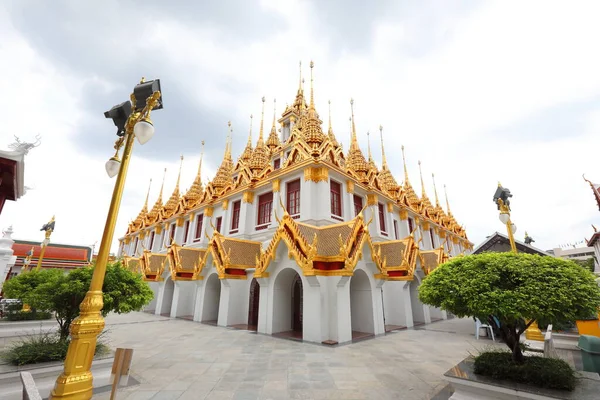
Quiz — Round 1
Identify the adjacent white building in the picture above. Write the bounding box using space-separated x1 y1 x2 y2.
119 66 472 344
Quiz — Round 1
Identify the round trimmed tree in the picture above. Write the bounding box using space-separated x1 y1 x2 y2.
419 252 600 363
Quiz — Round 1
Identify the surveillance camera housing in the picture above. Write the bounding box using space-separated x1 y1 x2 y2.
133 79 162 111
104 101 133 136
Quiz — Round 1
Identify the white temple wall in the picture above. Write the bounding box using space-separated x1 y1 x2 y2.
156 276 175 316
382 280 413 328
335 276 352 343
171 281 196 318
409 278 427 324
144 281 159 312
202 272 222 323
219 274 253 326
350 268 375 334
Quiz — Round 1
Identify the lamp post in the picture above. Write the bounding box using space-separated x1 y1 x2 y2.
50 78 162 400
35 216 56 270
493 183 517 253
21 247 34 272
493 183 544 340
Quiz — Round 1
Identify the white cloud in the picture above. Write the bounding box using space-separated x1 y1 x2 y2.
1 0 600 253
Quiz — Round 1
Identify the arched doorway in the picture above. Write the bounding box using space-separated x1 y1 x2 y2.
350 269 374 339
292 274 303 333
271 268 303 339
160 277 174 317
247 278 260 330
201 274 221 325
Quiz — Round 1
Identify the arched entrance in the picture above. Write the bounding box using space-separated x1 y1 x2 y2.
292 274 303 333
201 274 221 325
160 277 174 317
271 268 303 339
350 269 375 340
247 278 260 330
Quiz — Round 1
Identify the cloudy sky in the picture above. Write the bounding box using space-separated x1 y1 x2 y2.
1 0 600 253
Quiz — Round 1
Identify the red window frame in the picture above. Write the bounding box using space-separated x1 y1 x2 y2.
216 217 222 233
257 192 273 228
378 203 387 233
274 158 281 170
134 237 139 254
408 217 414 234
231 200 241 232
183 220 190 243
393 220 399 240
330 180 342 217
353 194 363 217
149 231 156 249
167 223 176 246
286 179 300 216
195 213 204 240
429 229 436 248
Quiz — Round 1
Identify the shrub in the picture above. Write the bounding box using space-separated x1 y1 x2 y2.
474 351 576 391
0 330 110 366
3 310 52 321
419 252 600 364
3 262 153 340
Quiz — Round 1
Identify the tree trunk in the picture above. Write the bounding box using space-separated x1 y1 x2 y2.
499 323 525 364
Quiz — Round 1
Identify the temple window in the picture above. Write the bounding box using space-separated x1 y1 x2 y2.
429 229 436 248
195 213 204 241
165 223 176 247
149 231 156 250
183 220 190 244
274 158 281 170
282 123 290 141
230 200 241 233
408 217 414 234
330 180 342 219
286 179 300 217
134 237 139 255
257 192 273 229
393 220 399 240
353 194 363 217
216 217 222 233
378 203 387 235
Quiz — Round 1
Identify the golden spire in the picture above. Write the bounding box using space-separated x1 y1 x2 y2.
327 100 339 147
162 156 184 219
240 115 254 163
346 98 369 179
143 178 152 212
184 141 205 207
267 99 281 151
379 125 388 168
418 161 426 198
444 184 451 214
367 131 377 172
251 97 269 173
432 173 440 206
130 178 152 232
401 146 420 210
401 145 409 183
213 123 235 190
146 168 166 225
302 61 326 153
309 60 315 109
299 61 302 92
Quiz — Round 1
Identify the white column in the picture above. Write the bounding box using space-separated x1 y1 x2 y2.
0 227 16 290
335 276 352 344
382 281 413 328
154 281 166 316
257 277 272 334
170 281 181 318
219 278 252 326
303 276 323 343
192 280 206 322
240 198 255 235
372 277 386 335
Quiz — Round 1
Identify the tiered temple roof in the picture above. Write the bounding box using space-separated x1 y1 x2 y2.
124 61 470 245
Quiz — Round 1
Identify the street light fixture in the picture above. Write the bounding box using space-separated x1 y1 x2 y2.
36 216 56 271
493 183 517 253
50 78 162 400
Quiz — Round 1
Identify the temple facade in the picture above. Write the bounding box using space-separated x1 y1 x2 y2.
118 63 473 344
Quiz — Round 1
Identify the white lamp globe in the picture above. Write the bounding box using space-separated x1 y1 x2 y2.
133 119 154 145
499 213 510 224
511 224 517 234
105 157 120 178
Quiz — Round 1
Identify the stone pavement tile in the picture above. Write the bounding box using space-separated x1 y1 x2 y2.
333 380 360 390
287 390 314 399
288 380 310 390
232 389 261 399
149 390 185 400
162 380 194 391
259 389 288 399
205 391 235 399
238 380 265 390
310 380 336 390
263 381 287 390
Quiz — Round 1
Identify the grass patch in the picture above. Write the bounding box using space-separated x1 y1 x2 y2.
474 351 576 391
0 330 110 366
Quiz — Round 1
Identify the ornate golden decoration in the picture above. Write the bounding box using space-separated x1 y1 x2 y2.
176 216 184 227
422 221 430 231
243 191 255 204
205 206 214 217
367 193 378 206
346 99 369 183
346 180 355 193
418 246 449 275
399 209 408 220
304 166 329 182
222 199 229 210
272 179 280 193
386 202 394 213
167 242 207 280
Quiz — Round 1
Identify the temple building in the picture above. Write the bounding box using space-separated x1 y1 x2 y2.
119 63 473 344
584 176 600 274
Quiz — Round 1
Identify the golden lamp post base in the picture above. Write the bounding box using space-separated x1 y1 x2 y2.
525 320 545 341
50 291 105 400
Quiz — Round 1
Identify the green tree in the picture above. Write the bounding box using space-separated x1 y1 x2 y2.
4 262 153 340
572 257 596 273
418 252 600 364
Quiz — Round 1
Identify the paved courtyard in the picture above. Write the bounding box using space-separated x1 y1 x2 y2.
91 312 499 400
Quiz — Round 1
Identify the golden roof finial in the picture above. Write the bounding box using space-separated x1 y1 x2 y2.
226 121 233 157
350 98 357 143
379 125 388 168
175 155 184 192
298 61 302 91
432 173 440 206
247 114 253 146
143 178 152 211
240 116 254 163
197 141 205 178
258 96 266 143
444 184 451 213
418 160 426 197
267 99 281 150
328 100 333 134
401 145 409 182
309 60 315 108
159 167 167 201
367 131 373 161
